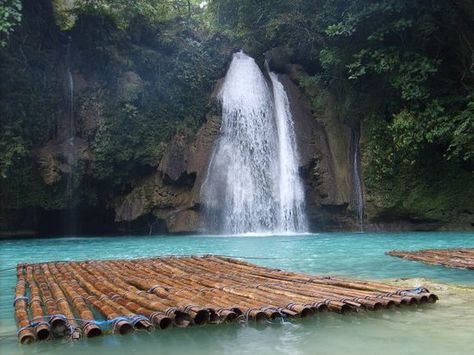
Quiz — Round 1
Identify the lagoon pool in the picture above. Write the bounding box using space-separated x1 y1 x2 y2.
1 232 473 354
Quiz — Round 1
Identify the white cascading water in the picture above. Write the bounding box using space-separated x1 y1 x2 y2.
269 72 308 232
201 51 308 234
352 130 364 231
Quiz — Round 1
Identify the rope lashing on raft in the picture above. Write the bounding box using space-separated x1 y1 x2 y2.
16 315 149 334
12 296 28 307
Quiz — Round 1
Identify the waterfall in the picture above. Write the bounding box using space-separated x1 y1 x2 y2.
201 51 308 234
269 72 308 232
64 39 77 235
64 40 75 203
352 129 364 231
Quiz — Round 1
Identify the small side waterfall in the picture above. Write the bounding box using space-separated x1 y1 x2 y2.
351 129 364 230
269 72 308 232
64 40 75 203
64 39 77 234
66 42 75 144
201 51 308 234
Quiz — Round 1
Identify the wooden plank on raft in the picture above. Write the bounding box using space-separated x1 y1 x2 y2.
13 255 438 344
387 248 474 270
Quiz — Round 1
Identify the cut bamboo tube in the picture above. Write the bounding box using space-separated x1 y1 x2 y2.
63 262 153 331
39 263 81 340
176 257 350 313
14 264 36 344
206 256 436 304
83 261 196 326
47 263 102 337
25 265 50 340
139 258 285 318
54 262 134 335
73 261 176 328
33 264 68 337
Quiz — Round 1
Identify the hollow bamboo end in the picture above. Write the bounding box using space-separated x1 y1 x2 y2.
339 304 353 314
428 294 438 303
269 311 282 320
231 307 243 316
209 310 220 324
300 307 314 318
115 321 134 335
223 311 238 322
18 330 36 345
254 311 267 322
50 317 67 337
315 303 329 312
158 317 173 330
372 302 383 311
35 323 50 341
193 309 210 325
172 312 192 328
419 295 429 304
83 322 102 338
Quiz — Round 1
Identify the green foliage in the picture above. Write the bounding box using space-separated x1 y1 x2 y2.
1 0 227 214
445 94 474 162
53 0 206 30
0 0 21 46
0 124 27 178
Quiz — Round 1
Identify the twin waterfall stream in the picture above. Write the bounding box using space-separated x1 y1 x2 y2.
202 52 308 234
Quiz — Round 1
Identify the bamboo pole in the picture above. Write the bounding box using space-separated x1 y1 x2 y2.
206 256 436 303
14 264 36 344
24 265 50 340
46 263 102 337
54 262 134 335
105 261 228 323
160 258 315 316
185 257 423 308
63 262 153 331
39 263 81 340
72 261 177 328
111 259 284 320
123 260 269 320
101 260 212 325
176 257 350 313
33 264 69 337
111 259 250 322
143 258 289 318
82 260 198 326
191 257 387 309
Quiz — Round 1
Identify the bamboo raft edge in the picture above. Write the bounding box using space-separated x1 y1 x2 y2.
387 248 474 270
13 255 438 344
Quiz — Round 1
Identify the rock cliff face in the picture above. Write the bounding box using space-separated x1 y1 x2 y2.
114 115 221 233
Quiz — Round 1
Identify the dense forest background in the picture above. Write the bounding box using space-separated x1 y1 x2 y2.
0 0 473 234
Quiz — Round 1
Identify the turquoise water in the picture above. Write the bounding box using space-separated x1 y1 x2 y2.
1 232 474 354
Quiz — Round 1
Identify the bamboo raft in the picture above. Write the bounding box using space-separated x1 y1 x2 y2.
387 248 474 270
14 255 438 344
